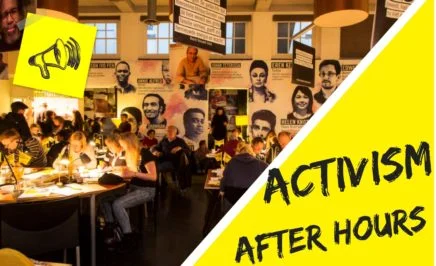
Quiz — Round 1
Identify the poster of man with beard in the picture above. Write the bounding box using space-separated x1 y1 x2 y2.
313 59 342 108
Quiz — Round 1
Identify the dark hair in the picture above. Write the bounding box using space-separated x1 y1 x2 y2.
56 129 72 141
54 116 64 124
11 101 28 113
291 86 313 113
249 60 269 83
46 110 55 120
215 107 225 115
183 108 205 126
199 140 206 146
251 137 264 146
251 110 276 132
121 107 142 126
115 61 130 71
143 93 166 114
319 59 341 75
146 129 155 136
73 110 84 130
120 113 128 119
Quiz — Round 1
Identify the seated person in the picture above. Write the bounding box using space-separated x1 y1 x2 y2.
220 142 268 205
100 134 126 168
29 123 42 141
53 116 73 135
141 129 158 148
218 128 241 157
251 137 265 161
53 131 97 169
46 129 71 167
118 113 131 133
152 125 191 190
194 140 210 174
0 128 47 167
103 132 157 244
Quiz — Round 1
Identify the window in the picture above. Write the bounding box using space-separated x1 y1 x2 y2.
84 22 118 56
277 21 312 54
146 22 175 54
226 22 246 54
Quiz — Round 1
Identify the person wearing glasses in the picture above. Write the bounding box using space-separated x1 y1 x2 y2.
0 0 25 52
114 61 136 94
0 128 47 167
314 59 342 105
250 109 276 140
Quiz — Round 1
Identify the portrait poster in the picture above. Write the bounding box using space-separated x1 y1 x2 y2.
312 59 360 110
0 0 36 52
84 88 117 119
86 61 117 88
248 60 293 139
209 60 250 87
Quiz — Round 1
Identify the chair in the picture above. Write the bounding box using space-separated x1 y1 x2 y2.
0 197 81 266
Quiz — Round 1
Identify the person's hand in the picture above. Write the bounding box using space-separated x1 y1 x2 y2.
219 191 224 197
121 168 136 179
152 151 162 157
171 146 182 154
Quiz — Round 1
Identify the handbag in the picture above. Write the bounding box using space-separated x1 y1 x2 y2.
98 173 123 185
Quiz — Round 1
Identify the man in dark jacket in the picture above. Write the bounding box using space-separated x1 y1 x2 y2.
1 101 32 141
153 125 192 190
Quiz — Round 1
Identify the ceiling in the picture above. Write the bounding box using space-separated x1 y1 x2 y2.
78 0 375 14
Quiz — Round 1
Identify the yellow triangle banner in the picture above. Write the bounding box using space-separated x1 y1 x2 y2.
185 0 433 265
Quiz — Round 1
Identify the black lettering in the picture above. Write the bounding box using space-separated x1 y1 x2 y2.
337 158 345 191
409 206 426 233
372 151 381 185
289 227 305 253
291 165 314 197
374 213 393 237
306 225 327 251
272 230 288 258
405 142 432 178
381 147 403 182
392 209 413 236
264 168 290 205
334 219 351 245
353 216 373 240
344 156 368 187
255 234 269 262
310 158 336 196
235 236 255 264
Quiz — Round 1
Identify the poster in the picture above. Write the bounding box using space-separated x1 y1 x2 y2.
84 88 117 118
292 41 315 87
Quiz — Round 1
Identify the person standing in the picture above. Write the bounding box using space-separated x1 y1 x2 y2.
211 107 228 143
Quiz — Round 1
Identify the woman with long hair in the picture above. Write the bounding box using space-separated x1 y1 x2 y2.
108 132 157 242
53 131 97 169
287 86 314 120
72 110 84 132
248 60 276 103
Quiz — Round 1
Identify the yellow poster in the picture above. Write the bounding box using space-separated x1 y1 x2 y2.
13 13 96 98
185 0 433 265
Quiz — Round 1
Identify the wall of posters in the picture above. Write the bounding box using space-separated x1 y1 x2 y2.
84 88 117 118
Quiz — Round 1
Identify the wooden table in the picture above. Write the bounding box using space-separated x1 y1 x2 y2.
0 168 126 266
204 169 223 190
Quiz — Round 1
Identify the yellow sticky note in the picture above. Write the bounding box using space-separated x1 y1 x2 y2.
14 13 96 98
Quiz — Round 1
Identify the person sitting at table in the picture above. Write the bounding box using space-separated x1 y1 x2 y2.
194 140 210 174
0 128 47 167
46 129 71 167
53 116 73 135
251 137 265 161
100 134 126 168
141 129 158 148
218 128 241 157
53 131 97 169
104 132 157 246
152 125 192 191
219 142 267 205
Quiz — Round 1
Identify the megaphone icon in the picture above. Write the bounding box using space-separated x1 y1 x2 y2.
28 37 81 79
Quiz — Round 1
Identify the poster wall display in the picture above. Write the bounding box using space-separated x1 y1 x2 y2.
0 52 8 80
173 0 227 54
